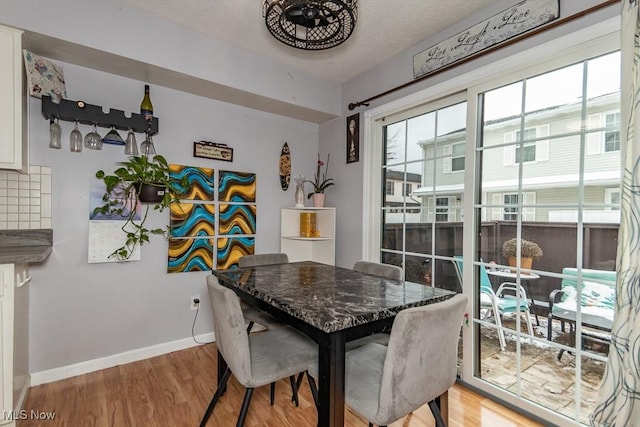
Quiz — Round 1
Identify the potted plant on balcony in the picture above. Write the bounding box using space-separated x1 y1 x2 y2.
93 155 187 260
501 238 543 271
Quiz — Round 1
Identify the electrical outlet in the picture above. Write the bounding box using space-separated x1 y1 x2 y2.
190 295 200 311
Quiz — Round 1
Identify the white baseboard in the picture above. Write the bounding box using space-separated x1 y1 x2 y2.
30 333 216 386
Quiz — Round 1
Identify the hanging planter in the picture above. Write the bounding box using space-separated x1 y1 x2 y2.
134 182 166 203
93 155 187 260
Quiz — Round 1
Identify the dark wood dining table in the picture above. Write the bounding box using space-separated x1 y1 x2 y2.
213 261 456 427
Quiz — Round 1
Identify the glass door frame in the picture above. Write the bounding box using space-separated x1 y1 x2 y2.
362 20 620 427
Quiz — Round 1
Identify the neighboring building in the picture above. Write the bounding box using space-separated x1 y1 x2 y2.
383 170 421 223
412 92 620 223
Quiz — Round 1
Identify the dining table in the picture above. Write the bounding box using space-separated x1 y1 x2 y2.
213 260 456 427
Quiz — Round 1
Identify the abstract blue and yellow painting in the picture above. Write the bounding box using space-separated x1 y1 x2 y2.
168 237 214 273
169 164 215 201
219 170 256 203
219 204 256 235
170 203 215 237
217 237 255 270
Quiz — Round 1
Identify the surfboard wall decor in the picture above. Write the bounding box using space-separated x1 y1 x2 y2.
279 142 291 191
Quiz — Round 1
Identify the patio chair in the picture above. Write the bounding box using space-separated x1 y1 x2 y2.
452 256 533 351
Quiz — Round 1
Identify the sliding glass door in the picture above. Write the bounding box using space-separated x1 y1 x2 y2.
370 34 620 424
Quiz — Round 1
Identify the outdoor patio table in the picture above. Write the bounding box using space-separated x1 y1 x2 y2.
213 261 456 427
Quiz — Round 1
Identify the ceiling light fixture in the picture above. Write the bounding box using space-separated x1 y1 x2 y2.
263 0 357 50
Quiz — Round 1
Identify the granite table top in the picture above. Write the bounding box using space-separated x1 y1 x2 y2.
214 261 455 334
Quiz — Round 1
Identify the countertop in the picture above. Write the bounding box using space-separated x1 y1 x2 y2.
0 229 53 264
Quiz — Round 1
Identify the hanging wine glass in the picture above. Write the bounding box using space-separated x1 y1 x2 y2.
49 118 61 149
84 124 102 150
124 129 139 155
102 126 125 146
70 121 82 152
140 133 156 157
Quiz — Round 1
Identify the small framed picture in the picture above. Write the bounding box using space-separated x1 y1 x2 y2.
346 113 360 164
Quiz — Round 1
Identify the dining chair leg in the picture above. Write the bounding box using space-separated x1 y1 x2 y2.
289 375 299 407
246 321 255 333
307 372 318 408
428 399 446 427
237 388 255 427
270 382 276 405
200 367 231 427
291 371 305 402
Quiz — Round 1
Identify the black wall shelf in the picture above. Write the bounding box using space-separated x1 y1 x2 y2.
41 95 159 135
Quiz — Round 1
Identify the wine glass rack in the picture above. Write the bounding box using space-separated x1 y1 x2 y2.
41 95 159 135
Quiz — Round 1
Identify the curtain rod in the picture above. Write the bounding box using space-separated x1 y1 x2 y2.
347 0 621 111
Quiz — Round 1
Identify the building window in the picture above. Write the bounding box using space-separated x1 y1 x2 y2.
436 197 449 222
605 187 621 210
385 181 394 195
605 112 620 152
515 128 537 163
404 183 412 196
503 193 519 221
451 142 465 172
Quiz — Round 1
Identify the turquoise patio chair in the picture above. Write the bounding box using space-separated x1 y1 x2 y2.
453 256 533 351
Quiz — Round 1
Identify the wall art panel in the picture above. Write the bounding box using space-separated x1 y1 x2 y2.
217 237 255 270
169 203 215 237
168 237 214 273
169 164 215 201
219 204 256 235
219 170 256 202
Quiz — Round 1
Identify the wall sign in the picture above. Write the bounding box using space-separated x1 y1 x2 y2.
413 0 559 79
193 140 234 162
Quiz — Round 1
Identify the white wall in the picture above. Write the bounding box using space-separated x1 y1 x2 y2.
321 0 619 269
1 0 341 118
26 62 319 372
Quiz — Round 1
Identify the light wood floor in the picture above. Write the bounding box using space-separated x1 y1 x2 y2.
19 343 543 426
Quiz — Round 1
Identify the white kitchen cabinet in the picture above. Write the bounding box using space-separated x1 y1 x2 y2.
0 263 29 426
280 207 335 265
0 25 27 172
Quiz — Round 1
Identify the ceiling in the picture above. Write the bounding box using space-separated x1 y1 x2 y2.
117 0 497 84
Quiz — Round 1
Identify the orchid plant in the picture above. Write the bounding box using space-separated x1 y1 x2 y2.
305 153 334 198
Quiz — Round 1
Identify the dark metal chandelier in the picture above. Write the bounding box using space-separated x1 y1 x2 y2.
263 0 358 50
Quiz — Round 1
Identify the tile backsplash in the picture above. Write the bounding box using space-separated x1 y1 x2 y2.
0 166 52 230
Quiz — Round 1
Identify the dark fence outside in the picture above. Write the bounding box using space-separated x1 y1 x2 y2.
383 221 619 309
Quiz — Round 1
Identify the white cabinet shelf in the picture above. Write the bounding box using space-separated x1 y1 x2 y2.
280 207 335 265
0 25 26 172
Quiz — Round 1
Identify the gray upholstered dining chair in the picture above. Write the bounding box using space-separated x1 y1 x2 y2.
238 253 289 333
308 294 468 427
347 261 403 350
201 276 318 427
353 260 403 280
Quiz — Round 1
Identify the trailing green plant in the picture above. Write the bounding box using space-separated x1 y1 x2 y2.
93 155 187 260
501 238 543 259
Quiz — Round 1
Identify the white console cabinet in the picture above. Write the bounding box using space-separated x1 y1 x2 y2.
0 263 29 426
0 25 27 172
280 207 335 265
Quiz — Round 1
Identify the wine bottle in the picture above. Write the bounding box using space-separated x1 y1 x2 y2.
140 84 153 123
